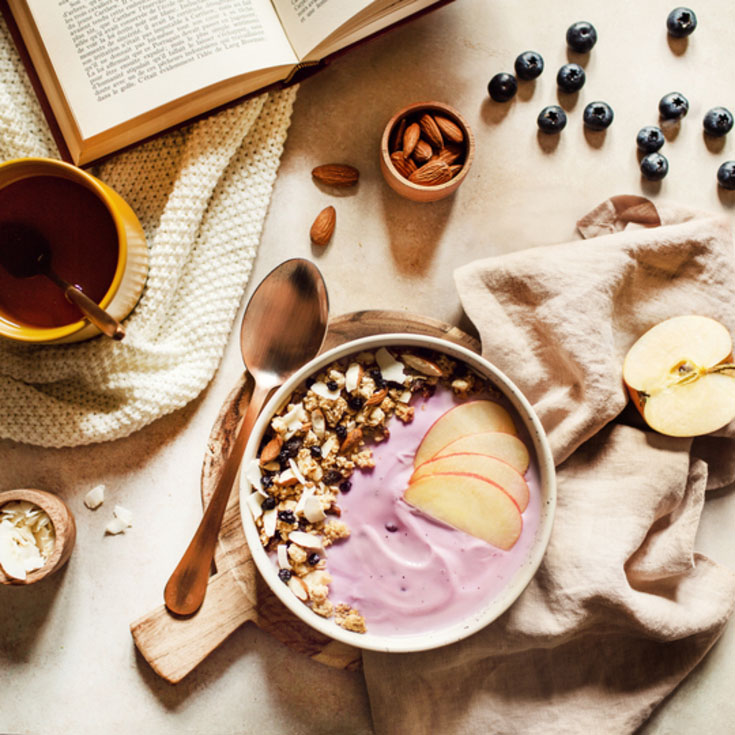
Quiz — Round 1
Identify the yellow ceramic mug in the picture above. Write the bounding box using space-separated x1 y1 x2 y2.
0 157 148 343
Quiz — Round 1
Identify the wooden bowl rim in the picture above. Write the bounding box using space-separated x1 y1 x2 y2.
0 488 76 585
380 100 476 192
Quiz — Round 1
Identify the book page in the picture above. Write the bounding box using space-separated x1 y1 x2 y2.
271 0 375 59
21 0 297 139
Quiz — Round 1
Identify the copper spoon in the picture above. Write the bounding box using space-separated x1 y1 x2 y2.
164 258 329 616
0 221 125 339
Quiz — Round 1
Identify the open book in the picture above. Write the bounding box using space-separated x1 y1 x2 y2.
2 0 451 165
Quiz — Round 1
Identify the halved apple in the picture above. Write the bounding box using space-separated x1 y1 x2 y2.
403 472 522 549
623 314 735 437
434 431 530 474
410 452 529 512
413 400 516 467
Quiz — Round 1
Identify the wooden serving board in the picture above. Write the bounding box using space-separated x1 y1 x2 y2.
131 310 479 684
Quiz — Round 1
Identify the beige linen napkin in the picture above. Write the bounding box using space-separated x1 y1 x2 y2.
363 195 735 734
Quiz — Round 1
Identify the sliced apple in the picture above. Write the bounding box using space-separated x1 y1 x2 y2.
404 472 522 550
623 314 735 437
434 431 530 474
410 453 529 512
413 400 516 467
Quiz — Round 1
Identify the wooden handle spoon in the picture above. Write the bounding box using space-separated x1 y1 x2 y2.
164 258 329 616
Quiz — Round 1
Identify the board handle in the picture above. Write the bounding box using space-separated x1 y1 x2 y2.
130 567 256 684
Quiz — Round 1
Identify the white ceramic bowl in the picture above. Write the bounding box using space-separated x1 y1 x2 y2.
239 333 556 653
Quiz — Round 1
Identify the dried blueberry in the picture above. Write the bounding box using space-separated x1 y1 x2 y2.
278 568 292 582
347 394 364 410
566 21 597 53
659 92 689 120
640 152 669 181
636 126 665 152
335 425 347 440
261 474 274 488
370 369 386 388
487 72 518 102
717 161 735 190
339 480 352 493
537 105 567 133
557 63 585 93
667 7 697 37
323 469 343 485
583 101 614 130
277 509 296 524
310 445 322 458
284 437 301 457
307 552 321 566
703 107 734 137
514 51 544 81
326 380 339 391
261 494 276 510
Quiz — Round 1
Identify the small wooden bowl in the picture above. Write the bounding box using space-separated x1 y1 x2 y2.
380 101 475 202
0 488 76 585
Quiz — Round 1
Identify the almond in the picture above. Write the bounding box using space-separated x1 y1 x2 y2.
311 163 359 187
408 160 453 186
419 113 443 148
260 434 283 465
434 115 464 144
339 427 363 454
449 164 463 178
435 143 464 165
403 122 421 157
390 151 417 178
365 387 388 406
400 353 443 377
310 206 336 246
391 118 407 152
412 139 433 163
288 575 310 601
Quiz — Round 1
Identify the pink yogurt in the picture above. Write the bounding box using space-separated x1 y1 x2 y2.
325 385 541 636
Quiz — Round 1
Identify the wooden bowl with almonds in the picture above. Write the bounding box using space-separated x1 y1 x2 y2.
380 101 475 202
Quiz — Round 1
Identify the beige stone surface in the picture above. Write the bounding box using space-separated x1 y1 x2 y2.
2 0 735 732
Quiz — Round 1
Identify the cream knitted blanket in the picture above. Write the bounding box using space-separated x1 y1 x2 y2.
0 18 297 448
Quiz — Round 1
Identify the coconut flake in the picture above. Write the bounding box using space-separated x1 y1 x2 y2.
83 484 105 510
345 363 362 393
295 486 314 516
263 508 277 538
311 381 341 401
283 402 307 439
0 503 54 579
113 505 133 527
245 491 264 520
288 530 324 550
277 544 291 570
105 517 127 535
303 495 326 524
321 434 338 458
288 458 307 485
398 390 413 404
376 347 407 384
244 459 263 493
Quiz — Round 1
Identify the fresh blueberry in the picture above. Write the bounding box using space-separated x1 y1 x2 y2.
667 7 697 37
703 107 734 137
636 126 665 152
557 63 586 93
278 568 292 583
514 51 544 81
640 152 669 181
537 105 567 133
566 21 597 53
487 72 518 102
717 161 735 190
261 494 276 510
659 92 689 120
307 552 321 566
583 101 614 130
